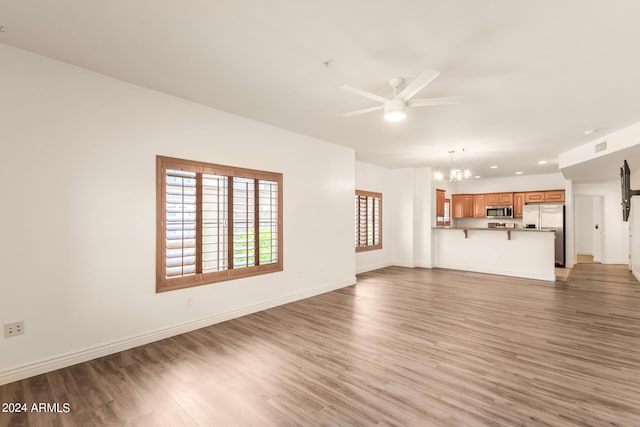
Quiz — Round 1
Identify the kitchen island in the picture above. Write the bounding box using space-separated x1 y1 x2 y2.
432 227 556 281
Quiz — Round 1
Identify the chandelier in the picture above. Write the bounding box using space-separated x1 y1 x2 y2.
435 150 472 182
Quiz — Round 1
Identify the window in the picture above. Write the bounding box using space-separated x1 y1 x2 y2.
157 156 282 292
355 190 382 252
444 198 451 225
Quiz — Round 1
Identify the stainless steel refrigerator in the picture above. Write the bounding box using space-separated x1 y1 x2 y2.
523 203 565 267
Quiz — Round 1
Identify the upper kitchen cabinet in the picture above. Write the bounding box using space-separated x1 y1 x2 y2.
514 192 526 218
485 192 513 206
485 193 499 205
436 189 445 217
544 190 565 202
525 190 565 203
499 193 514 205
473 194 485 218
452 194 474 218
525 192 545 203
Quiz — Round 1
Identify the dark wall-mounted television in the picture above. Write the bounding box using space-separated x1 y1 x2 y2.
620 160 640 221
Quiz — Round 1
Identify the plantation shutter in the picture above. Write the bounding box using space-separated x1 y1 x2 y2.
165 169 197 278
202 173 229 272
356 194 368 247
258 179 279 265
232 177 256 269
355 190 382 252
373 196 380 245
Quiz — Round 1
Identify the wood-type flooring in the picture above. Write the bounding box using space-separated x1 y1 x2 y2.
1 264 639 426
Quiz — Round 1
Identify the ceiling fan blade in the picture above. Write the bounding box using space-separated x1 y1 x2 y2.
409 97 462 107
341 105 384 117
340 85 389 104
397 69 440 101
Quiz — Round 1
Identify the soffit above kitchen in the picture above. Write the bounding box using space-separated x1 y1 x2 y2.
1 0 640 178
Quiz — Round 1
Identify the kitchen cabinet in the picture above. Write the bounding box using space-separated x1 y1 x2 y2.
498 193 514 205
454 190 564 219
544 190 565 202
485 193 499 205
525 192 545 203
452 194 473 218
524 190 564 203
485 192 513 206
514 192 526 218
473 194 485 218
436 189 445 217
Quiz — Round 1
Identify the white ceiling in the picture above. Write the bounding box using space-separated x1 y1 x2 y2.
2 0 640 178
561 143 640 183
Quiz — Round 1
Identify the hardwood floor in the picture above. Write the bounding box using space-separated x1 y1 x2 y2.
2 264 640 426
576 254 597 264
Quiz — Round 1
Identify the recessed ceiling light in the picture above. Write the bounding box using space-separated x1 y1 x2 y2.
490 165 498 169
538 160 547 165
584 129 597 135
474 175 481 179
515 171 523 175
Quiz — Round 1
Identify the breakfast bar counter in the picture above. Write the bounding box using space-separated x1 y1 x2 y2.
432 227 556 281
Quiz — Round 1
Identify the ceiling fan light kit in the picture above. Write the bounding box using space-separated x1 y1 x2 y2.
341 68 460 121
384 98 407 122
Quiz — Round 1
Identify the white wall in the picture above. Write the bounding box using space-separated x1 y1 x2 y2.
575 196 594 254
564 179 575 268
0 44 356 384
573 180 629 264
415 168 433 268
355 161 392 273
630 197 640 281
388 168 434 268
390 169 416 267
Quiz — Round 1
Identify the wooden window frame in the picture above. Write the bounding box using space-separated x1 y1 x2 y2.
355 190 382 252
156 156 283 293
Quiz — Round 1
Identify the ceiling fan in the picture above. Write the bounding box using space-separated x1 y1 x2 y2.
340 69 461 122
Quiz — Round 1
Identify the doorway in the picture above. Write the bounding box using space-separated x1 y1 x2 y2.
575 195 604 264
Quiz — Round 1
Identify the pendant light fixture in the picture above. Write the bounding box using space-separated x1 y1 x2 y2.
435 150 472 182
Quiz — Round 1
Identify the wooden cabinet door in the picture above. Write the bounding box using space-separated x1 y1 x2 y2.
544 190 565 202
525 192 545 203
463 195 474 218
514 192 525 218
473 194 485 217
485 193 499 205
451 195 464 218
436 189 445 217
498 192 514 205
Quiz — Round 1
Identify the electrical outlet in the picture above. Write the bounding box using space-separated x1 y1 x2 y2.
186 295 193 306
4 321 24 338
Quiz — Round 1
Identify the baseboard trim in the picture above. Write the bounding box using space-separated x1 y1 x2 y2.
633 268 640 283
0 277 355 386
356 262 392 274
605 259 630 265
391 260 415 268
434 263 555 282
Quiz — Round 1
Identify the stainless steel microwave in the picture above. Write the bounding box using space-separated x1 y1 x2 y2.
486 205 513 218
